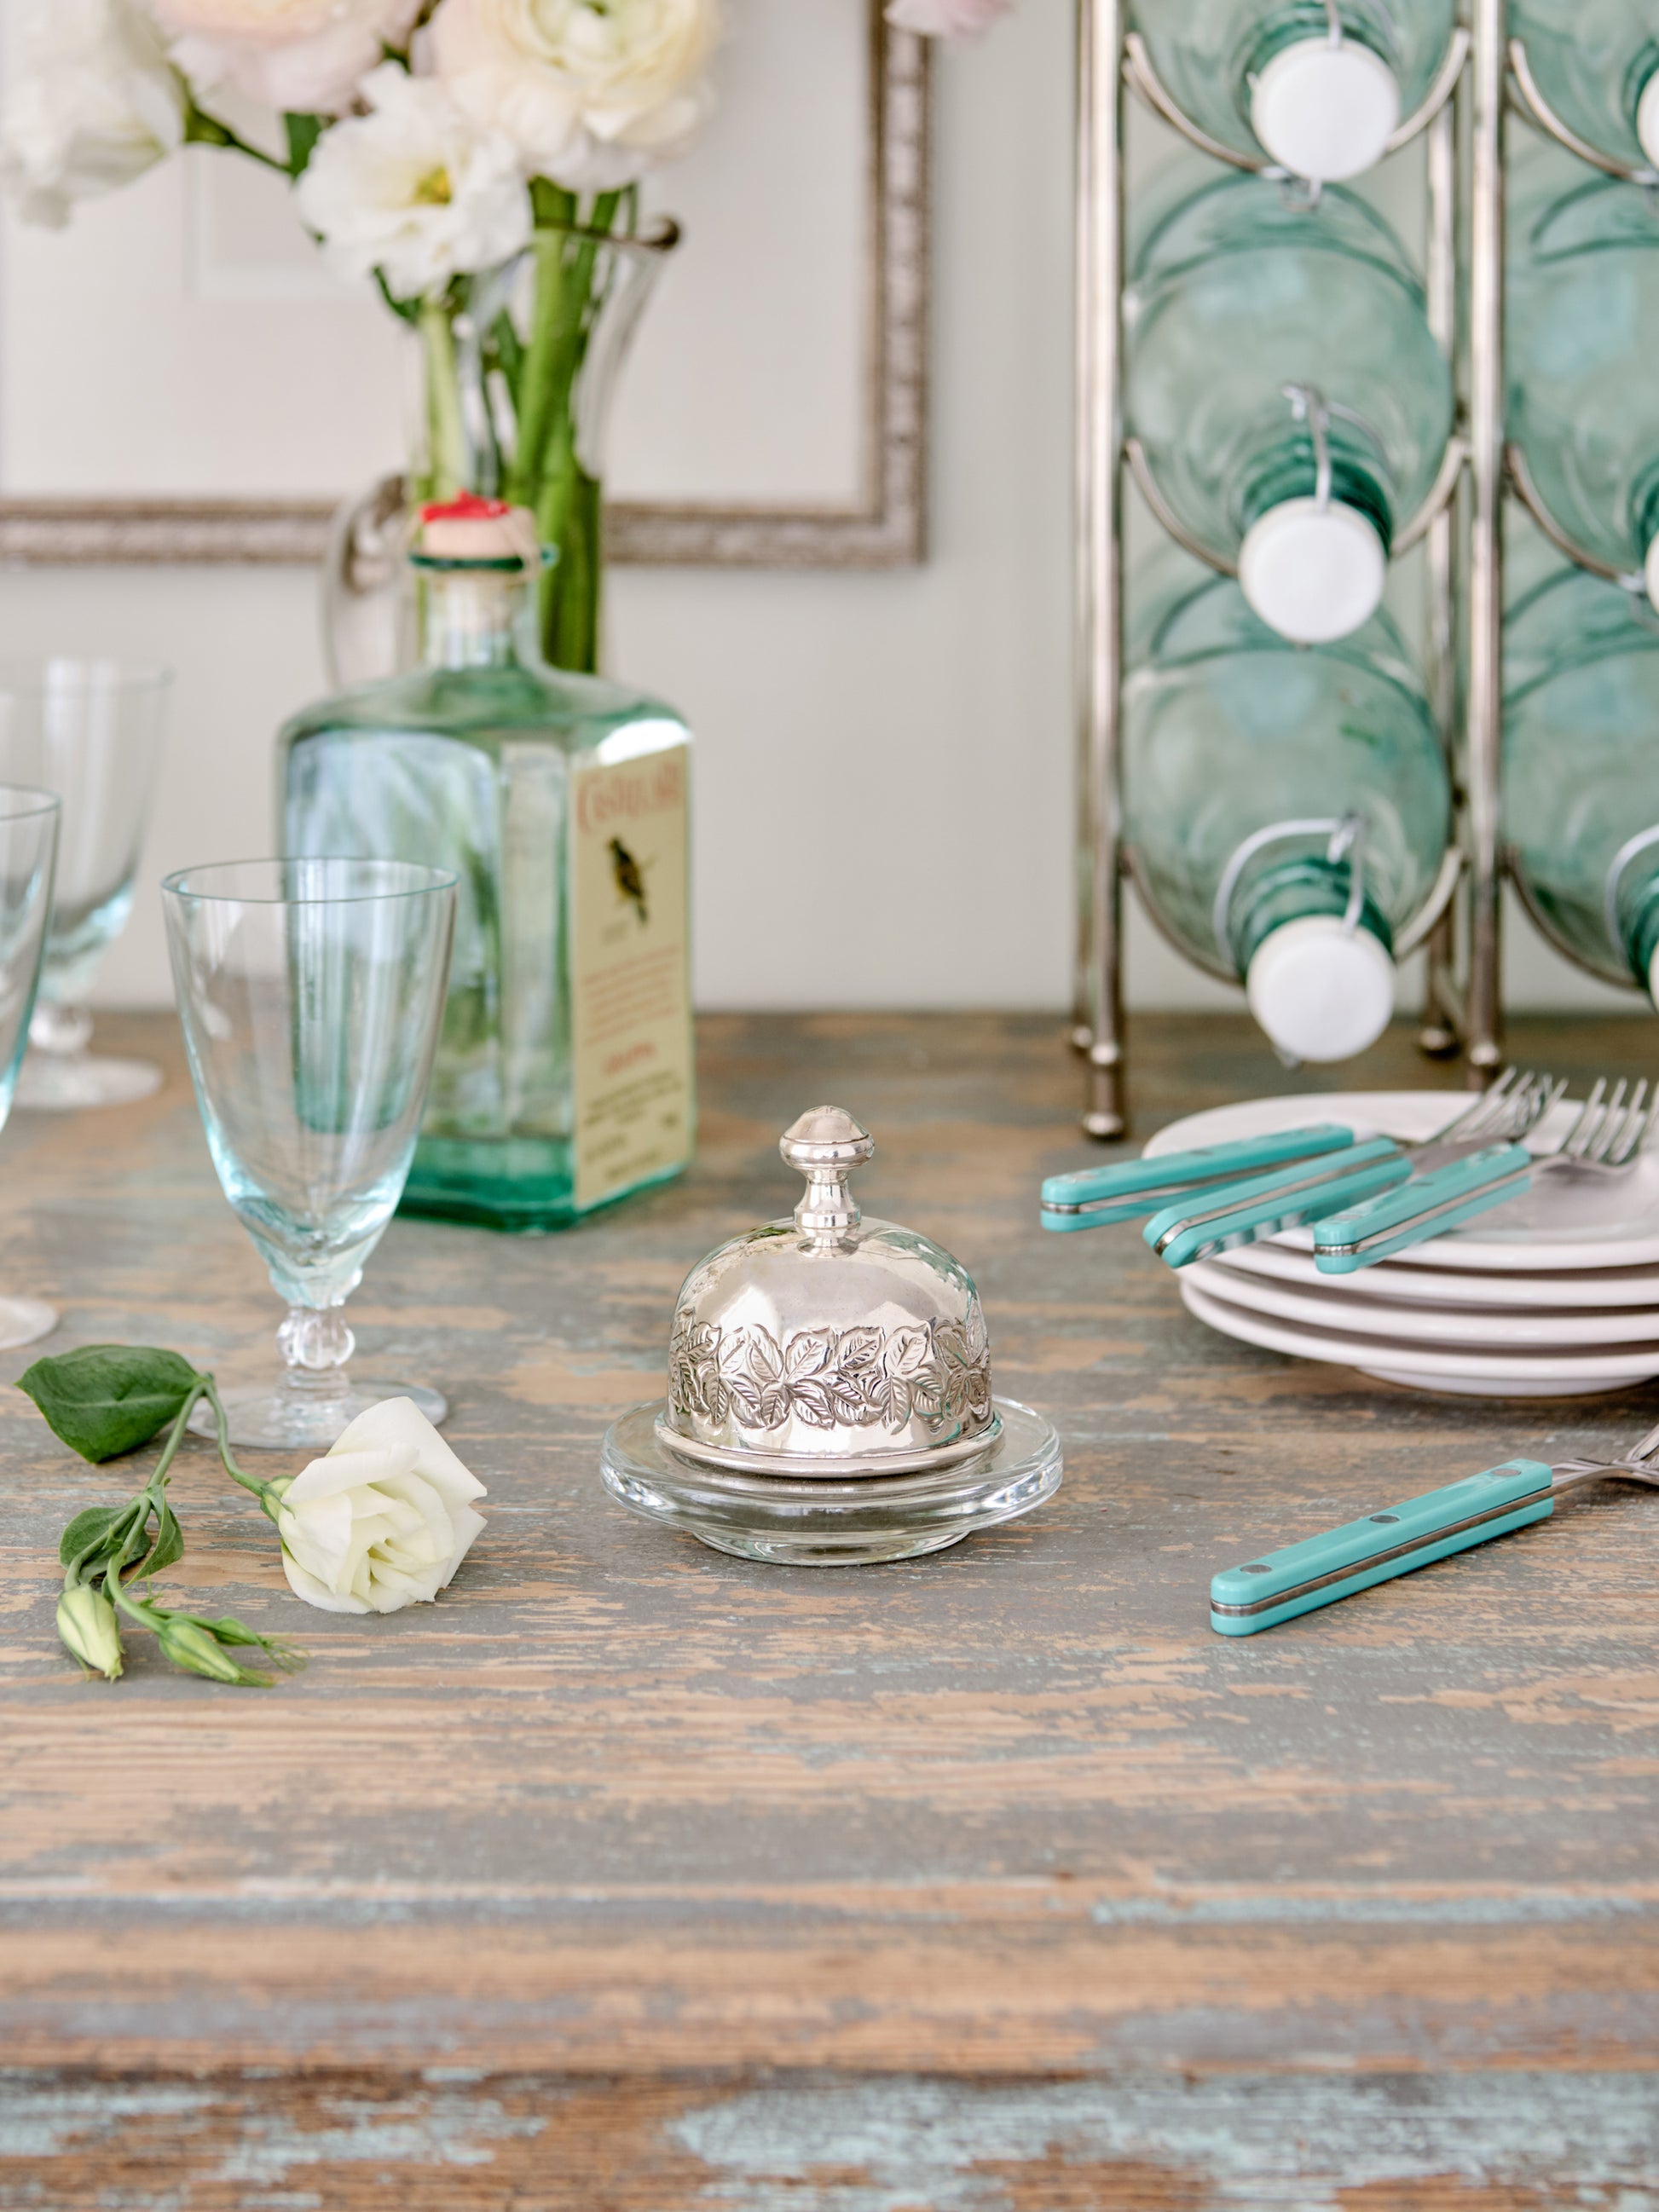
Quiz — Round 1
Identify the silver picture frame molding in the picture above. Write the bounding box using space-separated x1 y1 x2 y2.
0 10 929 571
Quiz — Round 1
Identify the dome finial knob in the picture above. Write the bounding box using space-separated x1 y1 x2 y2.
780 1106 873 1238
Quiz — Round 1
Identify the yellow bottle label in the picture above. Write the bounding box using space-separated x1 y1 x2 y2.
569 743 693 1211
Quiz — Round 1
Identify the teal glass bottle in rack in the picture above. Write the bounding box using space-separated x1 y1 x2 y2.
1126 571 1451 1060
1072 0 1485 1139
1505 564 1659 1003
281 498 695 1232
1124 170 1454 644
1510 0 1659 174
1508 163 1659 606
1131 1 1462 183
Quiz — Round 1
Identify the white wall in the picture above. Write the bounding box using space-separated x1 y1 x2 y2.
0 4 1636 1018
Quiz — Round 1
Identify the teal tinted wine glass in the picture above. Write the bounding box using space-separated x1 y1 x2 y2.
0 785 62 1349
162 858 458 1449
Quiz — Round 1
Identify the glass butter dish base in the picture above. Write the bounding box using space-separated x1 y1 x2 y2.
601 1396 1062 1568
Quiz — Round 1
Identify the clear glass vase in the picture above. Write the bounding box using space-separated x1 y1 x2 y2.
321 211 678 688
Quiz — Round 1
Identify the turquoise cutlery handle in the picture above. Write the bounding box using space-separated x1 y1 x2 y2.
1038 1123 1356 1232
1211 1458 1555 1636
1144 1137 1410 1269
1312 1141 1533 1273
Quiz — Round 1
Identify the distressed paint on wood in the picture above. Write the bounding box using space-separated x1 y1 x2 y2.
2 1014 1658 2203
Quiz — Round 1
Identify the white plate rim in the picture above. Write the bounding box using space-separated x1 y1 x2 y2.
1206 1237 1659 1309
1181 1274 1659 1383
1144 1091 1659 1272
1185 1257 1659 1348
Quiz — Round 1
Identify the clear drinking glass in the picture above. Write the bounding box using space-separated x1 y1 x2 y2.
162 858 459 1450
0 661 171 1110
0 786 62 1346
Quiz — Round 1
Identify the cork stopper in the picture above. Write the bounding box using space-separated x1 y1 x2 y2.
419 493 540 565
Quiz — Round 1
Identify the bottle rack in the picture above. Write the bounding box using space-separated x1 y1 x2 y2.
1070 0 1624 1141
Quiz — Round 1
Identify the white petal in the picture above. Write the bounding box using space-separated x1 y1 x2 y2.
331 1398 486 1505
438 1505 488 1588
282 1545 372 1614
285 1443 417 1505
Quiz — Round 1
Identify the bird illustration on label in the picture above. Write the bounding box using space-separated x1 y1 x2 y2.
609 837 649 924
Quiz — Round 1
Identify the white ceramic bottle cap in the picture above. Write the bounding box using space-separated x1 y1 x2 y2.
1643 531 1659 616
1238 497 1388 644
1250 36 1401 182
1638 69 1659 170
1246 914 1395 1063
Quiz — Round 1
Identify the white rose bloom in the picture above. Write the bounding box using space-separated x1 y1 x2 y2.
885 0 1014 35
276 1395 488 1615
429 0 720 193
1 0 185 229
148 0 425 116
296 64 532 299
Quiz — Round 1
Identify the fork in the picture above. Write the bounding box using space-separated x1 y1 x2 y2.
1313 1076 1659 1273
1041 1066 1559 1241
1136 1068 1565 1271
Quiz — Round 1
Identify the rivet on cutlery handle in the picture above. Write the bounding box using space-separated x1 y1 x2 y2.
1210 1459 1556 1637
1038 1124 1357 1233
1311 1141 1533 1273
1143 1137 1411 1270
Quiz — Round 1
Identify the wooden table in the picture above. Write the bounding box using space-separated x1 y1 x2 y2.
4 1011 1658 2209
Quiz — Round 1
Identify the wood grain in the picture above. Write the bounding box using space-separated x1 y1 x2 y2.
3 1012 1657 2207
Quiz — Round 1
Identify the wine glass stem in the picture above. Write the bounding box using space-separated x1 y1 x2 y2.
29 1001 93 1057
275 1304 356 1411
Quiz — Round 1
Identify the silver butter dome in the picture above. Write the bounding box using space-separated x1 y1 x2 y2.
662 1106 996 1472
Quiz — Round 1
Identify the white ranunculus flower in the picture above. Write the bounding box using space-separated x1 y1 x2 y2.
1 0 185 228
296 63 532 299
429 0 720 193
276 1395 488 1615
885 0 1014 35
148 0 425 116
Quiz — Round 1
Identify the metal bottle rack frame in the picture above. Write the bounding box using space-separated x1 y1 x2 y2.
1071 0 1641 1141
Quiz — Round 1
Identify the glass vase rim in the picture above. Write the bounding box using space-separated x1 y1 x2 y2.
0 783 61 824
0 658 172 695
161 857 460 908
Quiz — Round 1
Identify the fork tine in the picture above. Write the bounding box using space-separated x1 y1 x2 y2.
1523 1076 1569 1141
1434 1066 1517 1145
1558 1077 1605 1161
1604 1078 1652 1166
1586 1078 1626 1160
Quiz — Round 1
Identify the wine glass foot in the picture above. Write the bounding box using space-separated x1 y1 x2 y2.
14 1051 163 1111
188 1377 448 1452
0 1295 56 1349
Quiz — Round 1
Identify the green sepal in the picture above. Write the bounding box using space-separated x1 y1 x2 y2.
20 1346 201 1463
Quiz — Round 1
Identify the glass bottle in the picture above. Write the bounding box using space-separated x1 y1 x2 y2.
1133 0 1459 182
281 497 694 1232
1509 163 1659 609
1125 568 1450 1061
1511 0 1659 173
1506 563 1659 1002
1125 170 1453 644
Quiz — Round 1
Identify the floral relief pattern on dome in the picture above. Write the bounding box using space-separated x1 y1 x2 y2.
668 1302 992 1436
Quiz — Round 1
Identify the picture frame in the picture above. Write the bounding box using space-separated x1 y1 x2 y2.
0 5 929 570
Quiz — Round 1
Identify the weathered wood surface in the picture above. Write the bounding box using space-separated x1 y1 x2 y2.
3 1011 1658 2209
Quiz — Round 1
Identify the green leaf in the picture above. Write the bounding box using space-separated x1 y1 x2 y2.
136 1500 185 1581
20 1346 200 1464
283 112 323 176
58 1503 136 1575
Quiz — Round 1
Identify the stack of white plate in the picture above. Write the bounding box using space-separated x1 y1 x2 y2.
1144 1091 1659 1397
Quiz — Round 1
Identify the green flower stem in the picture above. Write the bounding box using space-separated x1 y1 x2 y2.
183 104 289 174
419 300 471 502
